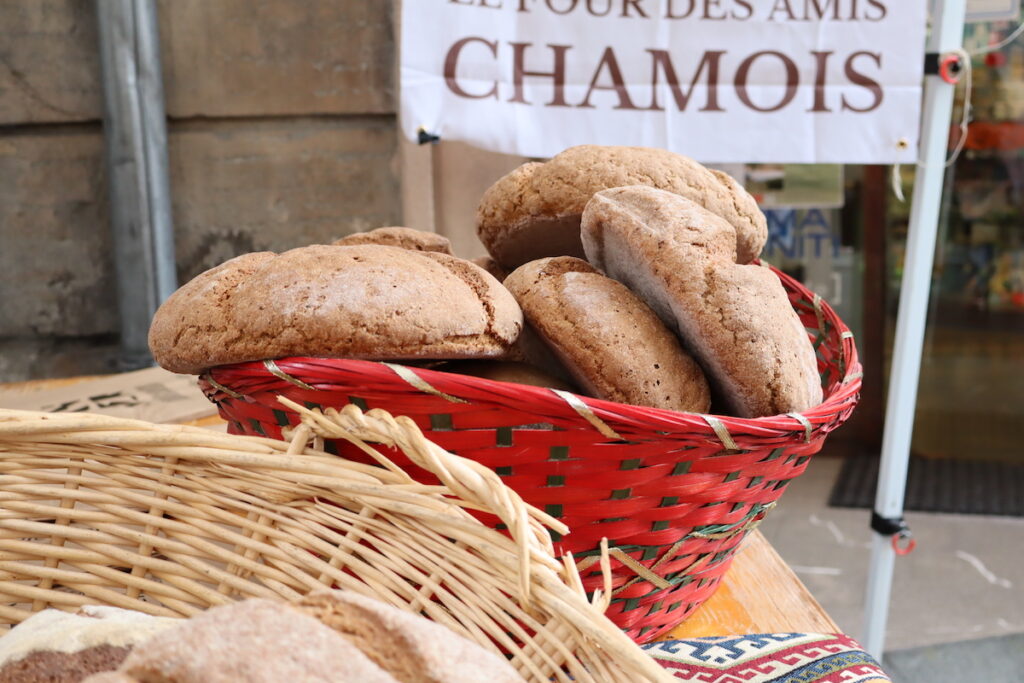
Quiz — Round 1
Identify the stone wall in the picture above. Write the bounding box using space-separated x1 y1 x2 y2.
0 0 400 381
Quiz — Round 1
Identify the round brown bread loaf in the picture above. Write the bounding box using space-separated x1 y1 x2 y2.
476 145 767 269
503 257 711 413
296 590 525 683
435 360 579 392
333 227 453 254
148 245 523 375
581 185 822 418
94 599 398 683
0 607 178 683
469 255 509 282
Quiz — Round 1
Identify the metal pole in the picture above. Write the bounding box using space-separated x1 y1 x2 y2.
96 0 177 370
862 0 967 660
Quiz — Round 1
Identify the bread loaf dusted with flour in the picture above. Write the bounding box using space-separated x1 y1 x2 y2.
581 186 822 418
504 257 710 412
477 145 767 269
0 607 177 683
333 227 453 254
148 245 522 374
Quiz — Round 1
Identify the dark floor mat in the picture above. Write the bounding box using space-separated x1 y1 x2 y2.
828 455 1024 516
882 633 1024 683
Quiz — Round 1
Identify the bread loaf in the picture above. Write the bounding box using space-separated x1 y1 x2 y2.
92 599 398 683
0 607 177 683
439 360 578 392
148 245 523 374
296 590 525 683
477 145 767 269
581 186 822 418
333 227 453 254
504 257 711 412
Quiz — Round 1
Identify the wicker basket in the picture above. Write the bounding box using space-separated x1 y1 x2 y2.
0 406 671 683
201 264 862 642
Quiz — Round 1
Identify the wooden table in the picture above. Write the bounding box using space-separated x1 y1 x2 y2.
2 373 839 640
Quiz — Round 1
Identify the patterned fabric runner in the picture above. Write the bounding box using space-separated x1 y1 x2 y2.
642 633 891 682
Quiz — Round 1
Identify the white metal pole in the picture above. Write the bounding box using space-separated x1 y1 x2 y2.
861 0 968 660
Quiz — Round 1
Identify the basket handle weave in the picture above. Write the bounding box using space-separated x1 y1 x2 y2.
279 397 572 605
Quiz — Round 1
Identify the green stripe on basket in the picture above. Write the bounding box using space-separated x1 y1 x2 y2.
548 446 569 461
303 401 322 410
620 458 642 470
622 597 640 612
642 545 661 560
496 427 513 447
272 409 291 427
429 414 453 431
747 475 764 488
610 488 631 500
796 455 811 466
322 440 339 456
495 522 507 531
660 496 679 507
495 466 513 476
646 600 665 616
650 520 670 532
546 475 565 487
549 529 563 543
774 480 789 490
672 461 692 475
638 625 654 638
732 502 746 513
248 419 266 436
761 447 786 461
347 396 369 411
666 601 682 613
723 471 740 482
545 504 563 518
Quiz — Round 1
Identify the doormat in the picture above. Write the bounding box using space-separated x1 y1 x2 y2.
828 455 1024 516
882 633 1024 683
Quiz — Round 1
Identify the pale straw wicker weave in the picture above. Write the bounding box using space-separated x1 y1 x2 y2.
0 404 670 683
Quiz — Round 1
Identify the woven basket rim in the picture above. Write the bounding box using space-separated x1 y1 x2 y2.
204 264 861 443
0 406 672 683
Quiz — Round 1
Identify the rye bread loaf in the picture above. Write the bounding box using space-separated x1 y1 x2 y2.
296 590 525 683
92 599 398 683
504 257 711 413
333 227 453 254
476 145 767 269
580 186 822 418
438 360 578 392
0 607 178 683
148 245 523 375
469 256 509 282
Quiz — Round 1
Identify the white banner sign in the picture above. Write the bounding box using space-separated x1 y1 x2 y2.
401 0 928 163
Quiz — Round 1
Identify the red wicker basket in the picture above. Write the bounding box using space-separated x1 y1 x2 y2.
198 265 860 643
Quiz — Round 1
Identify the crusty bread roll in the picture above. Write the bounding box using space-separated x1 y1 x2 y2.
581 186 822 418
504 257 711 413
469 255 509 282
439 360 579 392
296 590 524 683
69 593 526 683
476 145 766 269
148 245 523 374
333 227 453 254
0 607 177 683
91 599 398 683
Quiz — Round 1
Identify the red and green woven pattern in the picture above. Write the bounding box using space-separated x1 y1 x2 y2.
199 265 860 643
